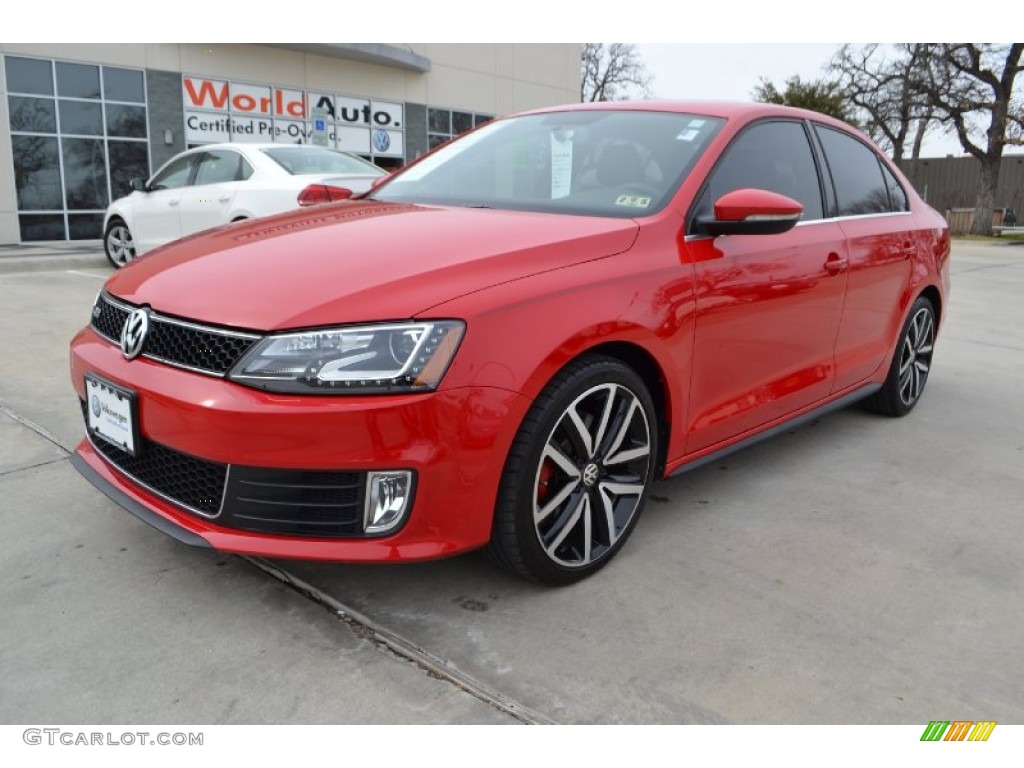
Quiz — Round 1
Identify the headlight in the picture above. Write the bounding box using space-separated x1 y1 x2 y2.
228 321 464 394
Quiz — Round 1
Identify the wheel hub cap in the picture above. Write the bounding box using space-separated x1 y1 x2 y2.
532 382 652 568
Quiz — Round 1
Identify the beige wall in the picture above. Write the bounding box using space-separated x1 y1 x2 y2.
0 43 580 112
1 43 580 244
0 55 13 244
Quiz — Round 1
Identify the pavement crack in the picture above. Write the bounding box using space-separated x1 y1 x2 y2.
0 456 68 478
243 555 557 725
0 402 73 454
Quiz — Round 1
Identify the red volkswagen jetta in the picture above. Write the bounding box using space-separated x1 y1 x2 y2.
70 101 950 584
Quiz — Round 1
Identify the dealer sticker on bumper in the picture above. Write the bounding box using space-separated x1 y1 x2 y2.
85 375 138 456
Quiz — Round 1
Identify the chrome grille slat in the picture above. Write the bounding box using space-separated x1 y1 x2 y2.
90 292 261 376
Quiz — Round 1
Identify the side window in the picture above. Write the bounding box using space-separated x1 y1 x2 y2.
149 155 195 191
193 150 248 186
692 120 824 231
879 163 908 212
816 126 890 216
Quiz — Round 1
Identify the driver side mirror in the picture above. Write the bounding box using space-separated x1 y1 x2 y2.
698 188 802 236
129 177 148 193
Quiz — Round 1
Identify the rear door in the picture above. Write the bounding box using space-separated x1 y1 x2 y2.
684 120 850 453
177 149 253 235
813 125 920 391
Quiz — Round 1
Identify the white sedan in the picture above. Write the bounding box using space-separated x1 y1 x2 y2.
103 143 388 268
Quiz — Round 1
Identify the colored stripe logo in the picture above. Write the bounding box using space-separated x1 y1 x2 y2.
921 721 996 741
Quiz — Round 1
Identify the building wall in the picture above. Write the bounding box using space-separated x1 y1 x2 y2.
1 43 581 245
902 155 1024 222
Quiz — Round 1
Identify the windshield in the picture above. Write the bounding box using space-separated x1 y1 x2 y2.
373 110 724 217
261 147 385 177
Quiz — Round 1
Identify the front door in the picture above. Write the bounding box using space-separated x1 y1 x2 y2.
682 119 849 453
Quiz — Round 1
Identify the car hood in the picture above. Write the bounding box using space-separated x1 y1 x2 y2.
105 201 639 330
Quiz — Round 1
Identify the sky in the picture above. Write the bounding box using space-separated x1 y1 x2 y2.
635 43 969 159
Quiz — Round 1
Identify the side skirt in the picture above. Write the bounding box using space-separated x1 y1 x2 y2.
668 383 882 478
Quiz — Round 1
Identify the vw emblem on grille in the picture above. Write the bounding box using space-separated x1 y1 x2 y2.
372 129 391 153
90 394 101 418
121 308 150 360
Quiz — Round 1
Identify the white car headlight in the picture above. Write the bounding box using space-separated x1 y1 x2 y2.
229 321 464 394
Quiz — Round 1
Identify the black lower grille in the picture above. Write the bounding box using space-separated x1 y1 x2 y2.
82 401 368 537
90 428 227 516
221 467 366 537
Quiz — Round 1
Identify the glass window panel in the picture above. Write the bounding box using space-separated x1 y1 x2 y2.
474 114 493 127
428 133 449 150
452 111 473 135
105 103 146 138
880 163 909 212
149 154 195 190
108 140 149 199
5 56 53 95
428 108 450 134
12 135 63 210
59 100 103 135
62 138 109 209
704 120 824 221
56 62 100 99
194 150 244 185
68 213 105 240
19 214 65 241
8 96 56 133
103 67 144 103
816 126 890 216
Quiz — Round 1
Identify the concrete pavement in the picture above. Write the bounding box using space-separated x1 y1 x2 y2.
1 240 1021 724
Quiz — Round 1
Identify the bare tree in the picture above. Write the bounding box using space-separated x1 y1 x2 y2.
580 43 651 102
830 44 935 167
914 44 1023 235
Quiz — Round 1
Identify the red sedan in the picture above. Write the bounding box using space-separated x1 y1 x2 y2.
70 101 950 584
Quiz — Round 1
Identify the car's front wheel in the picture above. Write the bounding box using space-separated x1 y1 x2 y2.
103 219 136 268
489 355 658 584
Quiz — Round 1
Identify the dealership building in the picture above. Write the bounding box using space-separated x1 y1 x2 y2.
0 43 580 245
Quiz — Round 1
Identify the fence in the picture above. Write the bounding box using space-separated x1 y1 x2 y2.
901 155 1024 233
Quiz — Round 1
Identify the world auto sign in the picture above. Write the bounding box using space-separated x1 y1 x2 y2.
182 77 405 157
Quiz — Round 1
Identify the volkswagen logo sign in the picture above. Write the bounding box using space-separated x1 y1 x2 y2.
120 308 150 360
90 394 101 418
371 129 391 153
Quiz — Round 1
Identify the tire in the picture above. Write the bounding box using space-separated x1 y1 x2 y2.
103 219 136 268
863 296 937 417
488 355 658 585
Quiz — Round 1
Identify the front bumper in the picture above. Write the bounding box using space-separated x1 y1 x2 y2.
70 326 530 561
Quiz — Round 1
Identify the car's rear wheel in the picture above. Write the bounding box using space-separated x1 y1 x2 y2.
488 355 657 584
864 296 936 417
104 219 136 268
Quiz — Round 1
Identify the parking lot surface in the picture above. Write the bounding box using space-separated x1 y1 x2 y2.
1 241 1021 724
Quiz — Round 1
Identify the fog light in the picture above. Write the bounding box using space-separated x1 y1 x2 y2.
365 471 413 535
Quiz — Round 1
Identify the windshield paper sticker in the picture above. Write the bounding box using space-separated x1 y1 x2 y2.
550 130 574 199
615 194 651 208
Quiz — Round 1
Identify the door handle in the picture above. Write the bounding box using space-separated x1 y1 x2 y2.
218 195 231 203
168 199 180 207
824 253 847 275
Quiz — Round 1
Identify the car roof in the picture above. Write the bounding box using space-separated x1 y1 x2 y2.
517 99 860 133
